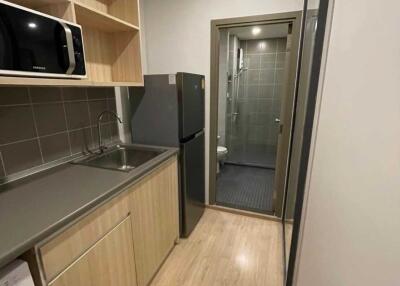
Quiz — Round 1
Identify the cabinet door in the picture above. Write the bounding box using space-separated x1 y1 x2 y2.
130 158 179 286
49 217 137 286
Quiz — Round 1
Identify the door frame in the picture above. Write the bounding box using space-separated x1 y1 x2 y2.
209 11 303 217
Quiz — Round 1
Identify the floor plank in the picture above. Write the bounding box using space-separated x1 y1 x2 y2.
151 209 284 286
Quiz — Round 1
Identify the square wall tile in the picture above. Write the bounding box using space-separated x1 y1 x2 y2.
246 70 260 85
246 55 261 69
40 132 70 163
88 100 108 125
33 103 67 136
258 85 274 99
260 54 276 69
107 97 117 114
259 70 275 85
246 86 258 99
87 87 115 100
64 101 90 130
91 123 112 148
277 38 287 52
0 139 42 174
30 87 62 103
69 127 93 155
0 87 29 105
247 39 277 53
0 105 36 144
62 88 87 101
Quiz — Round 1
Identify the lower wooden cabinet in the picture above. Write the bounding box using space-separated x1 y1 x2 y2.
28 156 179 286
130 158 179 286
49 217 137 286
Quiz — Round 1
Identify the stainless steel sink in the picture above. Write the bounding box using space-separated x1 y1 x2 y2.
72 145 166 172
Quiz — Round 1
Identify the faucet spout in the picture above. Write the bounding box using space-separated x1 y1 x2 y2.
97 110 122 153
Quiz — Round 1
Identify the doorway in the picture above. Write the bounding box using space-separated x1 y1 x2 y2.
210 12 302 216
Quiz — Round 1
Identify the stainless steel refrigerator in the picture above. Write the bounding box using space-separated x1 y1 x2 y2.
129 73 205 237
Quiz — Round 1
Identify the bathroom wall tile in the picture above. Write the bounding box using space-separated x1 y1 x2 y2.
246 70 260 85
62 88 87 101
277 38 287 52
33 103 67 136
0 87 29 105
0 139 42 174
247 54 261 69
260 70 275 85
246 85 258 99
258 100 274 115
30 87 62 103
260 54 276 69
274 85 283 99
64 101 91 130
275 69 285 84
255 113 272 125
258 85 274 99
247 39 276 53
87 87 114 100
88 100 108 125
277 52 287 62
40 133 70 163
69 127 93 155
0 106 36 144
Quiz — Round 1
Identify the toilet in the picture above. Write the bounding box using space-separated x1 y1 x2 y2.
217 146 228 173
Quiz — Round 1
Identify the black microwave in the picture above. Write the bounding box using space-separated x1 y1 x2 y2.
0 1 86 79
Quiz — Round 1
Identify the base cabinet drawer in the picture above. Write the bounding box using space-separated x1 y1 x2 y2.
39 193 130 282
49 217 137 286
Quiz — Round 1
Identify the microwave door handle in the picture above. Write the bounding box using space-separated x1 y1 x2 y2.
60 22 76 74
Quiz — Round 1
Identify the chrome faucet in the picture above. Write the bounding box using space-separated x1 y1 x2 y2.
97 110 122 153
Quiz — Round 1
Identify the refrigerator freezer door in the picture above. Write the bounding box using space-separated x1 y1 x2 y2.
177 73 205 140
180 131 205 237
130 75 180 147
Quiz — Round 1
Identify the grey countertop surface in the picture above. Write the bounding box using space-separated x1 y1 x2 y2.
0 146 178 268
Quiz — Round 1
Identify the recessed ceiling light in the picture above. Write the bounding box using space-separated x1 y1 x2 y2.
252 27 261 36
28 22 37 29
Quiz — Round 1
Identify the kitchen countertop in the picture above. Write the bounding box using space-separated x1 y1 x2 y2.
0 145 178 268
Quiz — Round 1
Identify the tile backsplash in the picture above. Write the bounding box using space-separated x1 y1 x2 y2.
0 87 120 179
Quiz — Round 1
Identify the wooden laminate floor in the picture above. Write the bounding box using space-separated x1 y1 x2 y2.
151 209 284 286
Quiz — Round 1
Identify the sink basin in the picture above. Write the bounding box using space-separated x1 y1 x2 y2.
73 145 166 172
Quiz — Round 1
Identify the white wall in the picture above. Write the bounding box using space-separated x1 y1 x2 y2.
141 0 303 203
295 0 400 285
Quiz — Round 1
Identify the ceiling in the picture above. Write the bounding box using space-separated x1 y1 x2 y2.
228 23 289 40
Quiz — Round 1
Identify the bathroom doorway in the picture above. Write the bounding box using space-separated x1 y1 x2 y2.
210 12 302 216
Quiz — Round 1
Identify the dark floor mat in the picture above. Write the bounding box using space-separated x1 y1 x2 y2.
216 164 275 214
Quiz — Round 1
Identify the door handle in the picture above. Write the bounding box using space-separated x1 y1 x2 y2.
274 118 281 123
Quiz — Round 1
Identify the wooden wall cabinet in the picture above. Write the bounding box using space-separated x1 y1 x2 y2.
29 157 179 286
2 0 143 87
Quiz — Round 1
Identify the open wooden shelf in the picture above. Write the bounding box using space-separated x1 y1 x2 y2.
0 76 143 87
72 0 139 27
74 2 139 32
2 0 143 87
9 0 69 8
